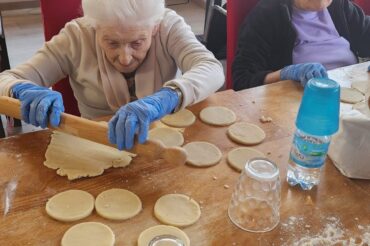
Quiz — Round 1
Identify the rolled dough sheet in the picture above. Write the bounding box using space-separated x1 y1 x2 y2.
154 194 201 227
46 190 94 222
44 131 136 180
61 222 115 246
340 87 365 104
148 127 184 147
227 147 266 172
351 80 369 94
161 109 196 127
183 141 222 167
95 188 142 220
227 122 266 145
199 106 236 126
138 225 190 246
353 100 370 118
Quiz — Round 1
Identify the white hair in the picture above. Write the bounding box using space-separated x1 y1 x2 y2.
82 0 165 27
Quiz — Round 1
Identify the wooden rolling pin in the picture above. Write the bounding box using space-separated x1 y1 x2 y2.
0 96 187 165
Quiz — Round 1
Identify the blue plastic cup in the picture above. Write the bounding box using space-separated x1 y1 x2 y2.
296 78 340 136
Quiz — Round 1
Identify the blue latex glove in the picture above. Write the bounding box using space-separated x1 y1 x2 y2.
281 63 328 87
12 83 64 128
108 87 179 150
368 65 370 72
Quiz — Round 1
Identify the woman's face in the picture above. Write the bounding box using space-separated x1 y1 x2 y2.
97 25 157 74
293 0 333 11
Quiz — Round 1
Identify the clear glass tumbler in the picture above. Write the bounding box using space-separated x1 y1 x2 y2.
228 158 280 232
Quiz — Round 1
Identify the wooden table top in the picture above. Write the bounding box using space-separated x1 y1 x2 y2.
0 81 369 246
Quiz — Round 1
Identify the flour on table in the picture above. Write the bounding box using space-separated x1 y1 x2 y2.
44 131 136 180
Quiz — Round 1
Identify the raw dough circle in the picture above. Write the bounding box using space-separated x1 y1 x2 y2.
138 225 190 246
341 87 365 104
227 122 266 145
61 222 115 246
161 109 196 127
95 188 142 220
148 128 184 147
227 147 266 172
45 190 94 222
154 194 201 227
199 106 236 126
183 141 222 167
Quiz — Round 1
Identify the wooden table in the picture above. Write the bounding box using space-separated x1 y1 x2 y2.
0 81 369 245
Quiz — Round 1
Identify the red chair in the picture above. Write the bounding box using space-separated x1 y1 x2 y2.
226 0 259 89
40 0 82 116
354 0 370 15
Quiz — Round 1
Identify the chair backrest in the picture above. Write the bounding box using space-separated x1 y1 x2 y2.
40 0 82 116
354 0 370 15
226 0 259 89
203 5 226 59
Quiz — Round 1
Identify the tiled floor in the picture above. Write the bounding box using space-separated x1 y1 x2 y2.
0 2 206 137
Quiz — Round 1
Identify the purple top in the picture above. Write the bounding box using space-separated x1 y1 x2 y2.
291 7 357 70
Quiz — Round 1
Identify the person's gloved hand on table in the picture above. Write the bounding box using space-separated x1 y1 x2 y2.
280 63 328 87
11 83 64 128
108 87 180 150
367 65 370 72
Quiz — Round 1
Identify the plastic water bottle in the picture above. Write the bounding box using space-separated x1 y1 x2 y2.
286 78 340 190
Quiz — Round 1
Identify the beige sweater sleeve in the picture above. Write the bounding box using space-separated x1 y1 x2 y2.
161 11 225 109
0 20 83 96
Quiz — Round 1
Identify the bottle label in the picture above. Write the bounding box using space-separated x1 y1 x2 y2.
289 132 329 168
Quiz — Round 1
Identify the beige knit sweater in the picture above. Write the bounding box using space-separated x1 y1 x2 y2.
0 9 224 119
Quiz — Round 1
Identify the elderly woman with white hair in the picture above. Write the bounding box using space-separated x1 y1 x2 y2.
0 0 224 150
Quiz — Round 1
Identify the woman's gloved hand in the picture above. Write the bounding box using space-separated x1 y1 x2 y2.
11 83 64 128
281 63 328 87
108 87 180 150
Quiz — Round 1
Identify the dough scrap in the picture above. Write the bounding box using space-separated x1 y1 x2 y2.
61 222 115 246
351 80 369 94
46 190 94 222
227 122 266 145
154 194 201 227
183 141 222 167
161 109 196 128
200 106 236 126
340 87 365 104
95 188 142 220
44 131 135 180
227 147 266 172
138 225 190 246
148 127 184 147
